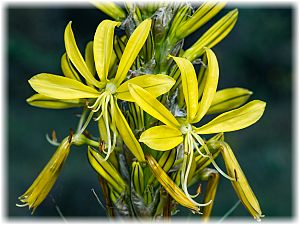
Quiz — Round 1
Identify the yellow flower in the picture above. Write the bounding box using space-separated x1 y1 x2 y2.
128 48 266 207
17 136 72 213
27 19 175 162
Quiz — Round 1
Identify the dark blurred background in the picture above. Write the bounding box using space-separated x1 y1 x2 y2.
7 2 293 220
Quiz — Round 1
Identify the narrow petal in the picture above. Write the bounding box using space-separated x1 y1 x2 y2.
85 41 96 77
116 74 175 102
207 87 252 114
184 9 238 61
87 147 127 194
196 100 266 134
128 83 180 128
64 22 100 86
193 48 219 123
219 142 263 221
139 125 183 151
113 100 145 162
145 154 200 212
92 1 126 21
94 20 121 81
170 56 198 122
114 19 152 86
61 53 81 81
26 94 85 109
28 73 100 99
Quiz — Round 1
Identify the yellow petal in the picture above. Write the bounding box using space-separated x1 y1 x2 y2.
87 147 127 194
139 125 183 151
170 56 198 122
116 74 175 102
91 1 126 21
220 142 263 221
94 20 121 81
193 48 219 123
26 94 85 109
85 41 96 77
196 100 266 134
114 19 152 86
207 87 252 114
145 154 200 212
113 100 145 162
61 53 81 81
64 22 100 86
28 73 100 99
175 1 226 41
128 83 180 128
184 9 238 61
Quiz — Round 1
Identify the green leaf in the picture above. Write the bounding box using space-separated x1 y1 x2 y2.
94 20 121 81
26 94 85 109
207 87 252 114
28 73 100 99
175 1 226 41
114 19 152 86
116 74 175 102
113 100 145 162
145 154 200 212
64 22 100 86
184 9 238 61
128 83 180 128
92 1 126 21
195 100 266 134
193 48 219 123
139 125 183 151
170 56 198 122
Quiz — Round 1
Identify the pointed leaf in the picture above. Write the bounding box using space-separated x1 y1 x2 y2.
28 73 100 99
116 74 175 102
113 100 145 162
207 87 252 114
94 20 120 81
193 48 219 123
64 22 100 86
27 94 85 109
129 83 180 128
196 100 266 134
114 19 152 86
145 154 200 212
139 125 183 151
170 56 198 122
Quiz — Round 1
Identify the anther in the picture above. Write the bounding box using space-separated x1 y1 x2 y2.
234 169 238 182
52 130 57 142
68 128 74 143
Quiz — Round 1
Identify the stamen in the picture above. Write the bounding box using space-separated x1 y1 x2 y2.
78 111 94 135
192 133 235 181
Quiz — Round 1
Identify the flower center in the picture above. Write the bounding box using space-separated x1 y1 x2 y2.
105 82 117 94
180 123 192 134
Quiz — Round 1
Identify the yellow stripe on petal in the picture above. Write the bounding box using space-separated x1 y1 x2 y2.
193 48 219 123
85 41 96 77
27 94 85 109
113 100 145 162
170 56 198 122
128 83 180 128
94 20 121 81
114 19 152 86
145 154 200 212
28 73 100 99
116 74 175 102
139 125 183 151
61 53 81 81
64 22 100 86
196 100 266 134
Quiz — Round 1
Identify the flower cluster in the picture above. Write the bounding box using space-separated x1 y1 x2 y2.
18 2 265 221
